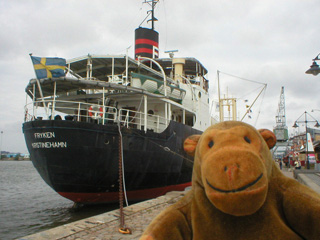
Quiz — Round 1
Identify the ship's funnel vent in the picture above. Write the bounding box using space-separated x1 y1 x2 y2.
135 27 159 59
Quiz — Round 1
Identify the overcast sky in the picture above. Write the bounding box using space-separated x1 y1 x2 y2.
0 0 320 153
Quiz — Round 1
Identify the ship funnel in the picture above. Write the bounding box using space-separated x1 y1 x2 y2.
135 27 159 59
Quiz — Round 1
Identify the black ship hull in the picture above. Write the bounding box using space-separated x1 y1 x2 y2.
23 120 200 204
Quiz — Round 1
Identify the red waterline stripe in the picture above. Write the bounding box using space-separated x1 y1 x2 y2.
58 182 191 203
135 39 159 47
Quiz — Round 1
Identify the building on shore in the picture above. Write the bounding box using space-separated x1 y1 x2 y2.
0 151 30 160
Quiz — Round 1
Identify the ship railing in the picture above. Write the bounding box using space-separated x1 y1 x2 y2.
24 100 169 132
118 108 168 133
24 100 118 124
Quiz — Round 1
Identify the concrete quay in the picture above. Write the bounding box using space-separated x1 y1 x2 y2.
19 169 320 240
281 167 320 193
293 169 320 194
19 190 187 240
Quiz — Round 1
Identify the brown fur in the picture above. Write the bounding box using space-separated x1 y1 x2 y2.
140 121 320 240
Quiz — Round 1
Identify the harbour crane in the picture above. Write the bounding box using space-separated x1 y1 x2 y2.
273 86 289 142
272 86 290 161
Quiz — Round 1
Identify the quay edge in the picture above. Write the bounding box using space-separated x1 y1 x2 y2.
18 190 188 240
18 170 320 240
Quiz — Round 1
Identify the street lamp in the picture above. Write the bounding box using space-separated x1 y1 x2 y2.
292 111 320 169
305 53 320 76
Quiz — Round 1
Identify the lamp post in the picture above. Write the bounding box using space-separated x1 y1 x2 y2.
305 53 320 76
292 111 320 169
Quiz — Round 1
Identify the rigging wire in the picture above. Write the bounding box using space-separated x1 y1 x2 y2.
107 2 145 55
240 84 267 121
239 85 266 100
162 0 168 52
218 71 266 85
254 87 267 127
217 70 267 124
139 12 152 27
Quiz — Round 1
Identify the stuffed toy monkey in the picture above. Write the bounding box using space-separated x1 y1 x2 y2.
140 121 320 240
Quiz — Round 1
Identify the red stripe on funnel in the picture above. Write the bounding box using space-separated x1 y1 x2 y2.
135 48 154 54
135 39 159 47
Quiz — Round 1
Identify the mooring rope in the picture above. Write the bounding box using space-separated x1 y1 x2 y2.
132 130 194 164
156 143 194 164
118 123 193 164
126 127 194 164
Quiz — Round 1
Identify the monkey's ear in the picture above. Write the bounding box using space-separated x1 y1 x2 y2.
183 135 201 156
258 129 277 149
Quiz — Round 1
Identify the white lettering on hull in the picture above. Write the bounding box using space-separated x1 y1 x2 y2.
32 142 67 149
32 132 67 148
34 132 55 139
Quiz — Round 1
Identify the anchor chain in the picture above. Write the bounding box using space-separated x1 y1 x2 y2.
118 126 131 235
116 126 192 235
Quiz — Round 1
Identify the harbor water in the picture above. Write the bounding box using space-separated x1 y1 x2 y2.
0 161 118 240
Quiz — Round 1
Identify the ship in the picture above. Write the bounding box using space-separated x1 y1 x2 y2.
22 0 216 204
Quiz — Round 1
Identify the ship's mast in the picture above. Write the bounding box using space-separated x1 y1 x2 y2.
136 1 159 59
144 0 159 30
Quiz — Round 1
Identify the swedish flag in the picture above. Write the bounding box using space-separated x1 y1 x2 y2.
30 56 66 79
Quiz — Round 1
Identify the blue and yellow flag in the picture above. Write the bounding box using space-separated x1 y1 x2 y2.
30 56 66 79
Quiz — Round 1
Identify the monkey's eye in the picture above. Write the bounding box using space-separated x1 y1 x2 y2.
208 140 214 148
244 136 251 144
